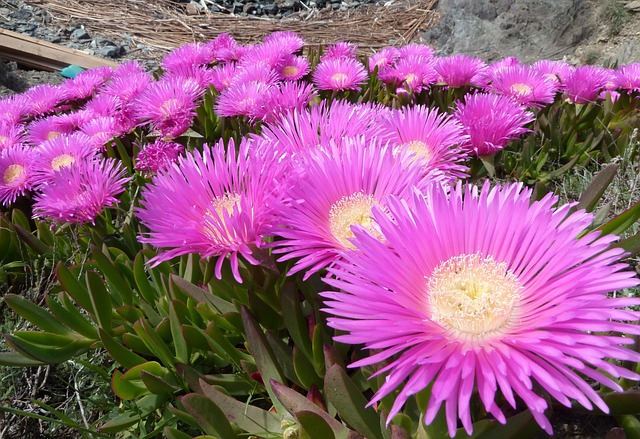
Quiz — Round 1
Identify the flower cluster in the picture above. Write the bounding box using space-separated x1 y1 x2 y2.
2 29 640 439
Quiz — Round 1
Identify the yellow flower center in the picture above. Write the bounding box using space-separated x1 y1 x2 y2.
402 140 433 164
3 164 24 184
203 193 241 240
329 192 381 249
47 131 61 140
427 253 521 342
282 65 299 78
51 154 75 171
160 98 179 118
404 73 417 86
331 73 349 87
510 82 532 96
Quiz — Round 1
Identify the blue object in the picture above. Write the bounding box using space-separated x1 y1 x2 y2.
60 64 85 78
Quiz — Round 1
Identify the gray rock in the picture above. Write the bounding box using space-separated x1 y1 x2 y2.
421 0 597 62
70 27 91 42
98 46 119 58
626 0 640 12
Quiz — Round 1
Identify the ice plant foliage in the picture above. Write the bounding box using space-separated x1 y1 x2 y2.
3 29 640 439
322 182 640 436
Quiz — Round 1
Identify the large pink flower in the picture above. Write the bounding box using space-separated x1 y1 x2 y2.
32 158 129 224
381 105 470 183
322 182 640 436
136 138 290 282
272 137 430 279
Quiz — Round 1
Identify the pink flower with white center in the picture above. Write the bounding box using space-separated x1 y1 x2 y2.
26 116 76 146
136 138 291 283
368 47 401 73
215 80 273 120
0 144 35 205
134 77 204 139
322 182 640 437
390 56 439 92
490 65 558 108
272 136 431 279
476 56 521 86
31 133 97 185
59 66 113 101
79 116 121 150
454 92 535 157
0 122 26 151
276 54 310 82
33 158 129 224
210 63 238 92
258 81 317 123
312 58 368 91
163 64 216 91
382 105 469 183
531 59 573 89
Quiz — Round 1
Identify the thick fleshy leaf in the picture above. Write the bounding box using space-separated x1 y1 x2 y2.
605 391 640 415
577 163 618 213
4 294 71 335
271 379 348 437
46 294 99 340
280 283 313 361
472 410 541 439
5 332 90 364
111 369 148 400
241 306 285 415
597 199 640 237
181 393 237 438
56 262 93 313
85 271 113 330
200 380 281 437
13 223 52 255
99 394 171 433
132 319 176 369
0 352 47 366
99 328 146 369
297 410 337 439
170 273 235 314
324 364 385 439
163 426 193 439
91 244 134 306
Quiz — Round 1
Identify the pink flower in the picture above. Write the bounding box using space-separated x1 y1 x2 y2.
134 77 204 138
276 54 310 81
615 62 640 93
26 116 75 146
531 59 573 89
31 133 97 185
215 80 273 120
321 41 358 61
563 66 612 104
136 138 290 283
58 66 113 101
79 116 121 150
312 58 368 91
322 182 640 436
434 54 487 87
33 158 129 224
454 92 535 156
162 42 215 72
135 138 184 174
258 81 317 123
23 84 68 116
263 31 305 54
210 63 238 92
0 144 35 205
272 136 430 279
490 65 558 108
368 47 400 75
0 122 26 151
389 56 438 92
382 105 469 182
206 33 242 63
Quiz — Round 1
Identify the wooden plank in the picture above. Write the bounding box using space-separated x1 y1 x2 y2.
0 28 117 72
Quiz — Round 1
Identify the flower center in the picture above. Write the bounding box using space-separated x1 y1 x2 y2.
402 140 433 163
47 131 61 141
51 154 75 171
510 82 532 96
329 192 381 249
3 164 24 185
427 253 521 342
203 193 241 241
331 73 349 88
161 98 179 118
282 65 299 78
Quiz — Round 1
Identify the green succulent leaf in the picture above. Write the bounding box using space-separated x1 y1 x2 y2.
181 393 238 439
91 244 134 305
99 393 171 433
576 163 619 213
271 379 348 437
4 293 71 335
164 426 194 439
98 328 146 369
0 351 47 366
199 380 282 437
46 294 99 340
297 410 337 439
85 270 113 330
324 364 385 439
